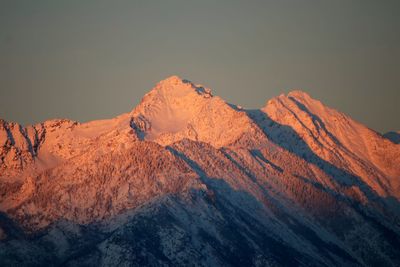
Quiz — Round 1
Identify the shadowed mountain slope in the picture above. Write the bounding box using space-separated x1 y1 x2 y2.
1 76 399 266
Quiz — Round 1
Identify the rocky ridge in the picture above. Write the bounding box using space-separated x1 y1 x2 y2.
0 76 399 266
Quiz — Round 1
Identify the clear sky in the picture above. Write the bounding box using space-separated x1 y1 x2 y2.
0 0 399 133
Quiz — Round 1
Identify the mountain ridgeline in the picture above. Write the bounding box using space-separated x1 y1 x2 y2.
1 76 399 266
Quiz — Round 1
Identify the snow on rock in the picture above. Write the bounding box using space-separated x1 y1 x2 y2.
261 90 400 199
1 77 400 266
130 76 259 147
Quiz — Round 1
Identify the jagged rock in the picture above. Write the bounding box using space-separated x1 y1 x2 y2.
1 76 399 266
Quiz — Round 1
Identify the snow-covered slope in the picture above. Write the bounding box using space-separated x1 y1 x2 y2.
1 76 399 266
130 76 260 147
260 91 400 198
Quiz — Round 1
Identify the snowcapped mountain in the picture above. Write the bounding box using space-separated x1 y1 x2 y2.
1 76 399 266
130 76 260 147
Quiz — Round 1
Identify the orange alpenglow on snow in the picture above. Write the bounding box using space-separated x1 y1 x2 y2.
0 76 399 266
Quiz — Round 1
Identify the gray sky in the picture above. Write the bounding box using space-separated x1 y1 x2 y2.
0 0 399 133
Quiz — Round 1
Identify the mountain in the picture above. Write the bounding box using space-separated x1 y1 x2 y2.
130 76 260 147
384 131 400 144
1 76 399 267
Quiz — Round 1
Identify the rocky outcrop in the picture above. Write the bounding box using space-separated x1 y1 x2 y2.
1 76 399 266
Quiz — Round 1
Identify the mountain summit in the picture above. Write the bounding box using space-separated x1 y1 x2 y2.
1 77 400 266
130 76 259 147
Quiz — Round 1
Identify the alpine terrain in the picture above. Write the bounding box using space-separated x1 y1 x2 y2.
0 76 399 266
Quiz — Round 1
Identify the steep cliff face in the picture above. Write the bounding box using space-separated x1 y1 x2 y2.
0 76 399 266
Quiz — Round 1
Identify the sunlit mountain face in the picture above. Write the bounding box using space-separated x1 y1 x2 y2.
1 76 399 266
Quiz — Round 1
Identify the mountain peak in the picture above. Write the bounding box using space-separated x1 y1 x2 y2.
158 75 185 86
130 76 254 147
150 75 213 98
262 90 315 112
2 77 400 266
287 90 312 100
